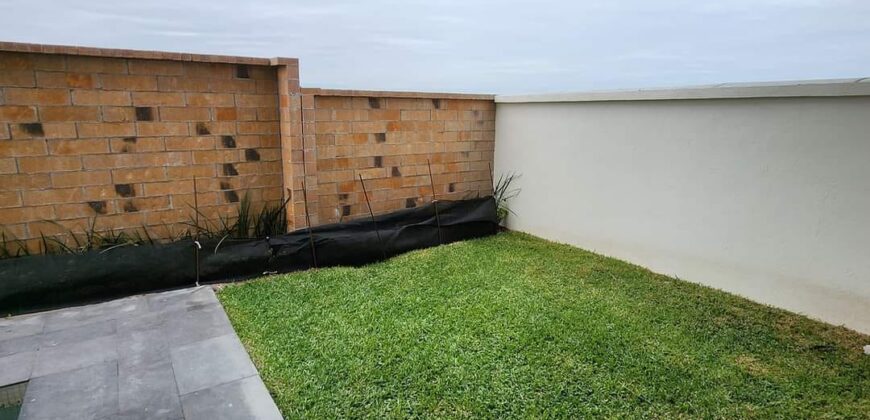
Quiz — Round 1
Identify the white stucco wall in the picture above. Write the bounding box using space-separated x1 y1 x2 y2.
494 79 870 333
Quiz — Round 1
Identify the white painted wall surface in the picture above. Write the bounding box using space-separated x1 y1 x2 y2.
494 81 870 333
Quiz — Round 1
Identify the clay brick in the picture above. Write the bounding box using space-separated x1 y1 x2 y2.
193 121 236 135
157 76 210 92
0 124 9 140
0 140 47 157
0 52 32 70
166 164 215 179
0 157 16 174
141 180 194 196
4 88 69 105
401 110 430 121
47 138 109 155
110 136 164 153
315 96 352 109
238 121 277 134
131 91 185 106
136 122 189 137
0 191 21 208
0 173 51 190
215 107 237 121
210 78 256 93
67 56 127 73
101 74 157 91
77 122 135 138
36 72 96 89
256 107 278 121
192 149 241 164
186 92 234 106
159 107 210 121
102 106 137 122
128 59 184 76
51 170 112 187
72 90 131 106
0 70 35 87
22 187 83 206
10 123 76 139
55 202 116 219
352 121 388 133
40 106 100 122
18 155 81 173
0 105 37 122
112 167 167 183
236 94 277 107
165 136 215 150
183 62 234 79
0 206 54 224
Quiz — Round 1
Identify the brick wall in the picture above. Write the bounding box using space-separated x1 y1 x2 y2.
0 46 295 251
299 90 495 226
0 42 493 253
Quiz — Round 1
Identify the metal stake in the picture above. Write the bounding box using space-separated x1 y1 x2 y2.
301 178 318 268
359 174 387 259
427 159 443 245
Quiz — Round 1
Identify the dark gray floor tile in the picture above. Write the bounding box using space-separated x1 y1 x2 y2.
31 335 117 378
180 376 282 420
0 350 35 386
43 296 147 332
117 327 170 369
0 313 44 341
147 287 218 313
171 334 257 395
163 302 234 348
40 319 116 348
0 333 40 357
19 361 119 420
118 358 182 420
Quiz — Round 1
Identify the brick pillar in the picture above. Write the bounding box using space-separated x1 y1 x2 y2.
271 57 306 231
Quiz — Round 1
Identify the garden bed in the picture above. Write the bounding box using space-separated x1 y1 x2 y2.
218 232 869 418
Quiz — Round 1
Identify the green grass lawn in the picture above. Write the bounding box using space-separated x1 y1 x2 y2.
218 232 869 418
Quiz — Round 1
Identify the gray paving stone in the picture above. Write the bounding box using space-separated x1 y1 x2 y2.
163 302 235 348
0 313 44 341
147 286 218 313
31 334 117 378
0 332 40 357
180 376 283 420
0 350 35 386
19 361 119 420
40 319 116 348
171 333 257 395
117 327 170 369
43 295 147 332
118 358 182 420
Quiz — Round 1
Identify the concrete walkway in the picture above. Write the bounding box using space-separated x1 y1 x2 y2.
0 287 282 420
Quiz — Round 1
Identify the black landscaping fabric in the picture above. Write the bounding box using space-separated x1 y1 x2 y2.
0 197 497 314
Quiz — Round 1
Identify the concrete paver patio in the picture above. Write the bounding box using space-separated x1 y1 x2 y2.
0 286 282 420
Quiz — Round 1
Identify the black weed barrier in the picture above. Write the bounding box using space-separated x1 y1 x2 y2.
0 197 497 314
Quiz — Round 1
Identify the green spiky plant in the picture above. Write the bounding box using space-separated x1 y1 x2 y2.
493 172 520 225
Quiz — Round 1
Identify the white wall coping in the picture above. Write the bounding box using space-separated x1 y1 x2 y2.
495 78 870 103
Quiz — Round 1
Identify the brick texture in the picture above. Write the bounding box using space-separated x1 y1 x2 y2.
0 50 284 251
0 43 495 254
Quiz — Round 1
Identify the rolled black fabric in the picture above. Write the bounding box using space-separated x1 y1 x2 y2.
0 197 497 314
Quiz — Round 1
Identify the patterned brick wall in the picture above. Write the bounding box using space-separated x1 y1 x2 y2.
0 48 289 250
301 90 495 226
0 42 494 254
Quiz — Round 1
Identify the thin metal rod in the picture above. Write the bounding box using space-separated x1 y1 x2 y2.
300 177 318 268
192 175 201 286
192 175 200 238
359 174 387 259
427 159 443 245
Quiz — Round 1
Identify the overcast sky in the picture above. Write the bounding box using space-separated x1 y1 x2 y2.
0 0 868 94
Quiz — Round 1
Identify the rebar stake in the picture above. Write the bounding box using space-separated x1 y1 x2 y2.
427 159 443 245
301 178 318 268
359 174 387 259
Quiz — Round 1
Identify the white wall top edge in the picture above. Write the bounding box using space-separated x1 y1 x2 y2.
495 77 870 103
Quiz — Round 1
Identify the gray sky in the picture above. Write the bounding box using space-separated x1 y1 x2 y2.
1 0 868 94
